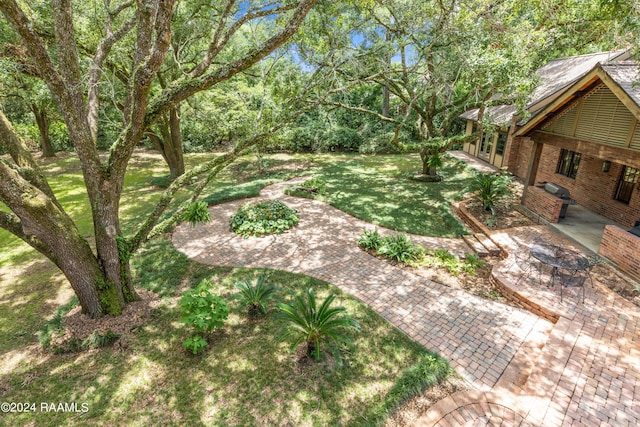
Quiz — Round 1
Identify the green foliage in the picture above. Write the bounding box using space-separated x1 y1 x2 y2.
37 296 79 348
300 177 327 194
180 279 229 353
276 288 360 362
378 233 424 264
422 248 485 276
358 228 383 251
230 199 299 237
183 200 211 226
182 334 208 355
83 330 121 350
462 253 485 276
150 175 173 188
233 275 277 317
465 172 513 215
383 352 452 410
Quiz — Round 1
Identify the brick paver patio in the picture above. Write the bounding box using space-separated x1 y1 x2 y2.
172 177 640 426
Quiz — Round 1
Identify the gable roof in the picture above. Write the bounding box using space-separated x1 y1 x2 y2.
459 104 516 127
526 49 630 114
460 49 631 126
514 61 640 137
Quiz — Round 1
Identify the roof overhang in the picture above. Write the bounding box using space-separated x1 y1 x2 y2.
515 63 640 138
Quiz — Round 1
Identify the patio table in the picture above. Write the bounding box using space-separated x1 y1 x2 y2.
530 243 589 288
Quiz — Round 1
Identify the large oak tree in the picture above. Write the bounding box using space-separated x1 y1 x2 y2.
0 0 319 318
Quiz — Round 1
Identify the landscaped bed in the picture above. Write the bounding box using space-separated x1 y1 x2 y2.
0 151 464 426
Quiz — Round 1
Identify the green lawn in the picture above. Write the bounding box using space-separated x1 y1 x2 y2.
294 152 472 237
0 150 466 426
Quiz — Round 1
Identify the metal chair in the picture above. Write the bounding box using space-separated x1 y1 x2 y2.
557 269 588 303
557 256 600 303
508 236 549 285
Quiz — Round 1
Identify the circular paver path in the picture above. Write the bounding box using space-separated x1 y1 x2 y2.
173 178 551 393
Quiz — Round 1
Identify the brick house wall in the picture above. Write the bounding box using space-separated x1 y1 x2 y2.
522 186 564 223
531 145 640 227
598 225 640 281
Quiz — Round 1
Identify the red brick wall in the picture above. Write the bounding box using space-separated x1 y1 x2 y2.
530 145 640 227
523 186 563 223
598 225 640 281
507 137 533 179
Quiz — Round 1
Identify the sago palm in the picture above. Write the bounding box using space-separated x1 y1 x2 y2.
276 288 360 361
465 172 512 215
233 275 277 317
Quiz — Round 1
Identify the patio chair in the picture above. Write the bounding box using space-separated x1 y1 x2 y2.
508 236 553 285
557 269 588 303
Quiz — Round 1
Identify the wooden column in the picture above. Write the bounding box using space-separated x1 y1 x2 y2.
521 139 543 203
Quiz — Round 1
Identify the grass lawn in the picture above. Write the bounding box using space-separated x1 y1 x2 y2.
288 152 473 237
0 150 467 426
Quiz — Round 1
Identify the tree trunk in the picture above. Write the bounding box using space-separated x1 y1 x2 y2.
382 85 390 118
149 107 185 180
32 105 55 157
420 147 429 175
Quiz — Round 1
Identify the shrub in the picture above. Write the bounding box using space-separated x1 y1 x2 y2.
230 199 299 237
300 177 326 194
462 253 485 276
424 248 463 276
378 233 424 264
383 352 452 410
465 172 513 215
180 279 229 354
233 275 277 317
183 200 211 226
276 288 360 362
358 228 383 251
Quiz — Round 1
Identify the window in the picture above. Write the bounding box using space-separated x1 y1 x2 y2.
615 166 639 204
556 149 581 179
496 132 507 156
470 124 477 145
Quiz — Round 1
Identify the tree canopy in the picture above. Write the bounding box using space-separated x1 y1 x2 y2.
0 0 636 318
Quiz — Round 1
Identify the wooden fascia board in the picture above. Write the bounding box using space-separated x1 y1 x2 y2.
515 69 601 137
516 64 640 137
598 70 640 122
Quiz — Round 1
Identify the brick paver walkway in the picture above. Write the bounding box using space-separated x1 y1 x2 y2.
173 178 549 392
172 177 640 426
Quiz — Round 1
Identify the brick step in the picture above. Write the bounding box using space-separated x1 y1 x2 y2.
463 235 489 257
517 317 581 425
474 233 501 256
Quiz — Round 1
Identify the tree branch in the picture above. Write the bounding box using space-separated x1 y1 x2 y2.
146 0 319 126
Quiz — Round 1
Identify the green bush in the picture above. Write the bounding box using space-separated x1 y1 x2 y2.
465 172 513 215
358 228 383 251
378 233 424 264
422 248 485 276
462 253 485 276
300 177 326 194
230 200 299 237
383 352 452 409
180 279 229 354
233 275 277 317
276 288 360 362
183 200 211 226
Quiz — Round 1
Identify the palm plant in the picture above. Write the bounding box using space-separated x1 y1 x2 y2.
233 275 277 317
276 288 360 361
465 172 513 215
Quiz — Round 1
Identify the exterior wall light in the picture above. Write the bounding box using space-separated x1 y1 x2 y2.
602 160 611 173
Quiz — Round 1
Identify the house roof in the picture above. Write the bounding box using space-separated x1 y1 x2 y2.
526 49 630 113
514 61 640 137
460 49 631 126
459 104 517 127
601 61 640 108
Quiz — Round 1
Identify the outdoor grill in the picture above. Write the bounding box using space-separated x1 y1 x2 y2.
543 182 573 218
